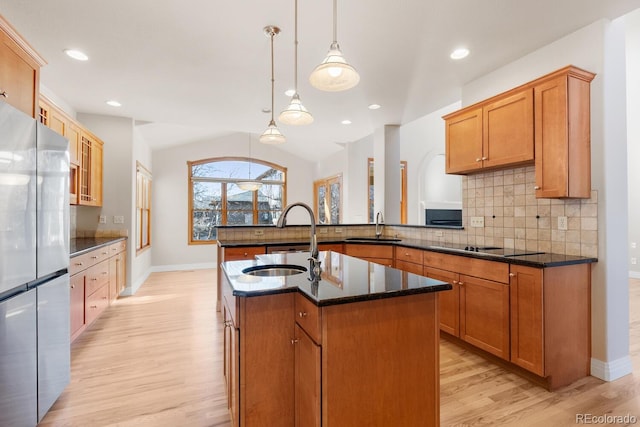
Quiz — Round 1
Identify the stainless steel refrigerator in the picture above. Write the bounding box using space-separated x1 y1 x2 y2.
0 101 70 426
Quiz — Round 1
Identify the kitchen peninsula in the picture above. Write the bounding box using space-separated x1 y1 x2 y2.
221 250 451 427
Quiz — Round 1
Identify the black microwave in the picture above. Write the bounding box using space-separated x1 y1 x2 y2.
425 209 462 227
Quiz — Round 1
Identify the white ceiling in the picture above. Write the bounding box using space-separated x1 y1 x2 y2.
2 0 640 161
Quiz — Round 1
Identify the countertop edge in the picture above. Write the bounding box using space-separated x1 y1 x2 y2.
70 237 127 257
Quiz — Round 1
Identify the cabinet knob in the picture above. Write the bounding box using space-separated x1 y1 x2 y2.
458 281 464 286
243 252 248 257
482 157 487 161
291 339 299 345
475 158 482 162
90 305 97 309
91 256 98 259
509 273 516 277
298 311 308 318
452 280 458 285
70 284 75 289
534 186 541 190
75 262 83 266
0 91 7 98
102 251 108 255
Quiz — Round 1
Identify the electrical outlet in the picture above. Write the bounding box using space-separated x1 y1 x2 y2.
470 216 484 228
99 215 106 224
113 215 124 224
558 216 568 231
632 242 637 249
632 257 637 265
254 229 264 236
318 228 328 234
335 228 343 233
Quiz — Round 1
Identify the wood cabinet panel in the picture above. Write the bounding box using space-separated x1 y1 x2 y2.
294 324 321 427
459 274 510 360
318 243 344 253
534 69 593 198
423 251 509 284
395 259 423 275
483 89 534 169
0 20 42 117
424 266 460 336
85 260 109 296
224 246 265 261
395 246 424 265
344 243 394 260
70 274 85 337
510 265 544 375
295 293 321 344
445 107 483 173
84 282 109 326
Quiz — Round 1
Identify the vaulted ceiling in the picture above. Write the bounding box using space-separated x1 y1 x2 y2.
2 0 639 160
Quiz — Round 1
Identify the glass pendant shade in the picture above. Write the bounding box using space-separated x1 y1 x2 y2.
259 119 286 144
309 42 360 92
237 181 262 191
279 93 314 125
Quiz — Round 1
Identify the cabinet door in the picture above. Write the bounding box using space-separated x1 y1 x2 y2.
223 305 239 427
79 133 103 206
510 265 544 375
0 30 39 117
294 324 321 427
483 89 534 169
445 107 483 174
223 246 265 261
459 274 510 359
90 140 103 206
108 256 118 302
116 251 126 294
395 259 422 275
424 267 460 336
66 122 81 166
534 75 591 198
70 274 85 338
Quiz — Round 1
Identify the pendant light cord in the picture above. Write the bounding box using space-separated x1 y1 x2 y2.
294 0 299 93
270 29 275 122
332 0 338 44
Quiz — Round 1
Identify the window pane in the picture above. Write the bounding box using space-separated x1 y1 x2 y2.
227 183 253 211
330 182 340 224
257 210 278 225
193 181 222 211
227 211 253 226
259 184 282 211
317 185 326 224
142 210 149 246
192 160 284 182
192 210 218 241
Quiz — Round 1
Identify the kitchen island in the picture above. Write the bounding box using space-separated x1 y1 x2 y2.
221 251 451 427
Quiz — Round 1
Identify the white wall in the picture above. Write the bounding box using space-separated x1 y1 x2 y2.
627 9 640 278
399 101 461 224
346 134 374 223
151 133 314 269
461 18 631 381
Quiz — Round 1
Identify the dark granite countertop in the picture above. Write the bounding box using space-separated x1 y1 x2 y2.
218 237 597 268
70 237 127 257
222 251 452 306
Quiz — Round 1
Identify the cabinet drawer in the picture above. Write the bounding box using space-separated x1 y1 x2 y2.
108 240 126 255
395 259 423 275
70 247 108 274
424 251 509 284
85 283 109 326
395 247 424 265
295 293 321 344
85 260 110 296
224 246 265 261
345 243 394 260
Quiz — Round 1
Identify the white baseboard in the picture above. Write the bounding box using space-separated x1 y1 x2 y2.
151 262 217 273
591 355 633 381
630 270 640 279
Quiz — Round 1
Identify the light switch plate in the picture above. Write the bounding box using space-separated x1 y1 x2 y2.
114 215 125 224
470 216 484 228
99 215 106 224
318 228 328 234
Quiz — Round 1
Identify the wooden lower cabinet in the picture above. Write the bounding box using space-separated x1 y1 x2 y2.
459 274 510 360
294 324 320 427
424 267 460 336
69 273 85 338
344 243 393 267
318 243 344 253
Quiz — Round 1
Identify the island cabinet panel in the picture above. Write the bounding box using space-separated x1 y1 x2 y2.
344 243 393 267
238 293 295 426
295 293 321 344
223 304 239 427
216 244 266 311
459 274 510 360
321 294 440 426
294 324 321 427
424 266 460 336
318 243 344 253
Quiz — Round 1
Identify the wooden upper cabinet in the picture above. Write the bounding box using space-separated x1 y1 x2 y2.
79 131 103 206
0 16 45 118
445 107 483 173
483 89 534 169
534 68 594 198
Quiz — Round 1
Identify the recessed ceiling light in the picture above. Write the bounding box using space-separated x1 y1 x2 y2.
64 49 89 61
341 120 352 125
450 48 470 60
368 104 381 110
106 100 122 107
284 89 296 97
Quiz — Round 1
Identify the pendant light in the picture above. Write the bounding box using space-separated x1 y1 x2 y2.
309 0 360 92
278 0 313 125
238 135 263 191
260 26 286 144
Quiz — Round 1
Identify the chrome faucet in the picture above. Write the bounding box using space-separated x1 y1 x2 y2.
375 211 384 238
276 202 321 279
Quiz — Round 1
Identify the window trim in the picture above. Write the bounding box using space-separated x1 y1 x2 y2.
136 161 152 254
188 156 287 245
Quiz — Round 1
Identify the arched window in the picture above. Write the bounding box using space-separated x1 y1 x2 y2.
188 157 287 243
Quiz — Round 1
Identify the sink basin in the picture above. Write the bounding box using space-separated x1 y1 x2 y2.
345 237 402 242
241 264 307 277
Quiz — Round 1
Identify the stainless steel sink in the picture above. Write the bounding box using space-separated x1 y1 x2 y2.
241 264 307 277
345 237 402 242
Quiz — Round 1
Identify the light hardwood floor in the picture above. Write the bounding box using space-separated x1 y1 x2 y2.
40 272 640 426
